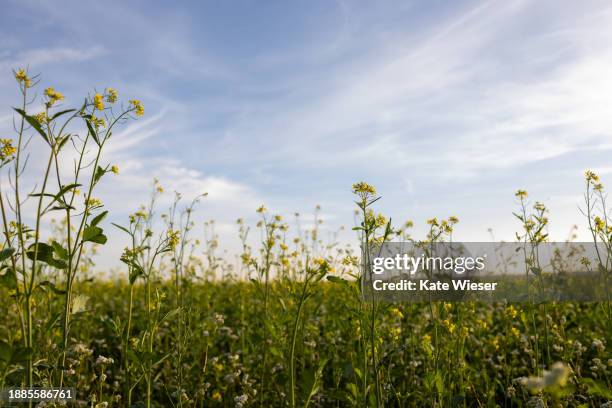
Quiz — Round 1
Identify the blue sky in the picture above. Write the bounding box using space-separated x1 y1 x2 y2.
1 0 612 269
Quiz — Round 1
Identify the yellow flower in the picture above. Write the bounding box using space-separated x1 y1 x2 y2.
390 326 401 340
515 190 528 200
33 112 47 125
167 229 180 250
129 99 144 116
352 181 376 196
442 319 456 334
211 391 222 401
426 217 439 227
593 216 605 232
106 88 118 103
448 216 459 225
0 139 17 161
534 202 546 212
256 205 267 214
375 213 387 228
93 93 105 110
44 87 64 106
510 327 521 338
506 305 518 319
111 165 119 175
85 197 102 208
585 170 600 183
14 68 31 88
390 307 404 319
90 115 106 129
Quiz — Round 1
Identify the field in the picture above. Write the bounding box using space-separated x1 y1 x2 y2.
0 72 611 408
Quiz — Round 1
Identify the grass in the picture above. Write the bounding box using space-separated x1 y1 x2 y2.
0 71 610 407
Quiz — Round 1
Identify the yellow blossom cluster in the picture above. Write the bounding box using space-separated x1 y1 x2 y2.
167 229 180 250
130 99 145 116
506 305 518 319
106 88 118 103
94 93 105 110
90 115 106 129
33 112 47 125
0 139 17 163
14 68 32 88
44 87 64 107
515 190 528 200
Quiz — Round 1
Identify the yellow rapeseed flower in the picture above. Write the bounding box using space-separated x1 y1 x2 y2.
594 216 605 233
167 229 180 250
106 88 118 103
111 165 119 175
585 170 599 183
375 213 387 228
129 99 144 116
515 190 528 200
390 307 404 319
352 181 376 196
93 93 105 110
0 139 17 162
90 115 106 129
33 112 47 125
506 305 518 319
86 197 102 208
44 87 64 107
442 319 456 334
14 68 31 88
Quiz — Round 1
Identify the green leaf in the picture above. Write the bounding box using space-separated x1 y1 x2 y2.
327 275 349 286
93 165 105 186
0 248 15 262
14 108 48 144
26 243 67 269
112 222 131 235
49 108 76 121
90 210 108 227
56 183 81 198
31 183 80 213
84 117 100 145
51 240 69 260
82 225 107 244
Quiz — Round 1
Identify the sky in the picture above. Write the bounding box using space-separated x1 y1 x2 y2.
1 0 612 271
